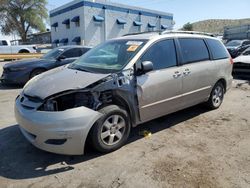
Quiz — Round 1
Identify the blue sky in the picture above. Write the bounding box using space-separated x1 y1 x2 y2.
47 0 250 28
1 0 250 40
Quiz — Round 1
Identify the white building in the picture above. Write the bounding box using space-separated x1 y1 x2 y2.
50 0 174 47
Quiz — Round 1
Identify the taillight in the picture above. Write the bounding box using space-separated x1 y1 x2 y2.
230 57 234 64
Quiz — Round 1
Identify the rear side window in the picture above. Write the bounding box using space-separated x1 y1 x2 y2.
62 48 83 58
179 38 209 64
206 39 229 60
141 39 177 70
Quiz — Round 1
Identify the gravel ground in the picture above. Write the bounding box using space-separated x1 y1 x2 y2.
0 63 250 188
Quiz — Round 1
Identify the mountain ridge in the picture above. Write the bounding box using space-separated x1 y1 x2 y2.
190 18 250 33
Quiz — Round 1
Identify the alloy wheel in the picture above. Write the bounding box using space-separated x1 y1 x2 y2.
212 85 223 107
100 114 126 146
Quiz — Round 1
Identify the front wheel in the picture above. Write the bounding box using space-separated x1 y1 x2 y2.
206 82 224 109
89 105 131 153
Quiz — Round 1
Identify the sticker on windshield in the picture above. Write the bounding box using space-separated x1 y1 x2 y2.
126 41 143 46
127 45 139 52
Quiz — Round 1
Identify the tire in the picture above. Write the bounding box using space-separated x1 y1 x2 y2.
89 105 131 153
18 49 29 53
206 82 224 109
30 68 45 79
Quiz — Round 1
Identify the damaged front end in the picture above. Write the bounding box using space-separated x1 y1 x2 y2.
37 68 140 126
15 68 140 155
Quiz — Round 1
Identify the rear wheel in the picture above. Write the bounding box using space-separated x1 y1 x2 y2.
18 49 29 53
89 105 131 153
30 68 45 79
206 82 224 109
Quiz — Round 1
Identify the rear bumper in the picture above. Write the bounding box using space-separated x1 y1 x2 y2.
15 96 103 155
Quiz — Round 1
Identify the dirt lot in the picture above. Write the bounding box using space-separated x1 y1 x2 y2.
0 63 250 188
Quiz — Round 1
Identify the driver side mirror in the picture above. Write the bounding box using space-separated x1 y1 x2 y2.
57 55 66 61
141 61 153 74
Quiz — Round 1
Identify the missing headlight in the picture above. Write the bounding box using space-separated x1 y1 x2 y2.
39 92 94 111
43 100 58 111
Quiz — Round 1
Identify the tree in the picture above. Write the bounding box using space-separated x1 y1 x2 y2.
0 0 48 42
182 22 193 31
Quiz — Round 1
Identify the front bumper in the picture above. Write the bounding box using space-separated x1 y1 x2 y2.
1 69 30 85
15 96 102 155
233 63 250 78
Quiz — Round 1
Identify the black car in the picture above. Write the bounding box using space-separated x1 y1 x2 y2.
0 45 91 85
226 39 250 58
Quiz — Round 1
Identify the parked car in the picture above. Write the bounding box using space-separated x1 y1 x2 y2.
0 45 91 85
225 39 250 58
0 39 37 54
15 31 233 155
233 47 250 78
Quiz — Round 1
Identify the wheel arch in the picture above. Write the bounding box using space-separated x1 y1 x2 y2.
18 49 30 53
216 78 227 93
84 94 134 153
29 67 47 78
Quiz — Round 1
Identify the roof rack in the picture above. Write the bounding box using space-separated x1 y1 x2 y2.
160 30 215 37
122 30 215 37
123 30 162 36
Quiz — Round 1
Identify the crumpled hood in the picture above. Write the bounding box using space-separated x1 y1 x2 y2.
234 55 250 64
23 66 109 99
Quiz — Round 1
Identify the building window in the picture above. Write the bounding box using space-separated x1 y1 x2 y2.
117 18 126 29
93 15 104 22
71 16 80 27
161 25 168 30
62 19 70 29
60 38 68 46
75 21 80 27
72 36 81 45
51 22 58 32
148 23 156 31
117 18 127 25
133 21 143 26
53 39 59 47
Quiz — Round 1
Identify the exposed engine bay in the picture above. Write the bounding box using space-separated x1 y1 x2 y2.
37 69 140 126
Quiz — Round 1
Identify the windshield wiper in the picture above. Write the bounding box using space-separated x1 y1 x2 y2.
69 65 92 73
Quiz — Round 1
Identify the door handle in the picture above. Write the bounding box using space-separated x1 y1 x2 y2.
173 71 182 78
183 69 191 75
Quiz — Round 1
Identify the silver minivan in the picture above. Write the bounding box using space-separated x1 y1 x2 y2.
15 31 233 155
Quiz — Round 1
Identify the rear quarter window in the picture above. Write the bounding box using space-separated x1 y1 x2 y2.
206 39 229 60
178 38 209 64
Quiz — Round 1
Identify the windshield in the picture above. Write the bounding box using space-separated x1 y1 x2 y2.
226 40 242 47
69 39 147 73
42 48 65 60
